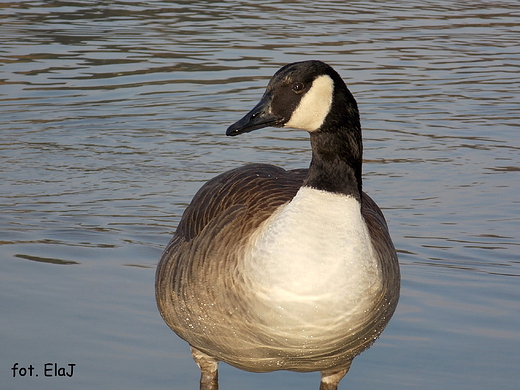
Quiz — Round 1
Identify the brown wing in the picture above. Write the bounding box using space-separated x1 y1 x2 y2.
174 163 307 243
361 192 400 290
156 163 307 346
359 192 400 351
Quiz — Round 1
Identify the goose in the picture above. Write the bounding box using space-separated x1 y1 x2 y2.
156 60 400 390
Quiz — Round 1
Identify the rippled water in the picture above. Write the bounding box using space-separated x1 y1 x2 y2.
1 1 519 389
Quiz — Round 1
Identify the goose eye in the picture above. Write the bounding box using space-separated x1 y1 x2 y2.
292 82 304 93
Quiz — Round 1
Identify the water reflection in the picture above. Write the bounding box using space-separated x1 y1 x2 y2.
14 253 80 265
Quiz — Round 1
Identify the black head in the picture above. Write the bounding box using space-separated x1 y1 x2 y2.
226 60 358 136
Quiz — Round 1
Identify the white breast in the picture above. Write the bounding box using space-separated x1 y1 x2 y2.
240 186 383 343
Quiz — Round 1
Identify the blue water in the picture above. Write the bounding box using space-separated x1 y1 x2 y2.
1 1 519 389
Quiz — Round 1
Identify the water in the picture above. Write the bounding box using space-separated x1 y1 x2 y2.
1 1 519 389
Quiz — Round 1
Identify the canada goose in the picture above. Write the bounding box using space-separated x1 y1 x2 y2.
156 60 400 390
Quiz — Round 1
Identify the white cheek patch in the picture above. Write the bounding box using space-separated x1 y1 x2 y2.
284 74 334 132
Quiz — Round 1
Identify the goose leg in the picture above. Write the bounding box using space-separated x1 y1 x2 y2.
191 346 219 390
319 365 351 390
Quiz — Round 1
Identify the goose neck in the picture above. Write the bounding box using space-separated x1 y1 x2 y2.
304 129 363 198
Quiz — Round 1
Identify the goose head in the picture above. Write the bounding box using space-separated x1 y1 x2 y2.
226 60 360 136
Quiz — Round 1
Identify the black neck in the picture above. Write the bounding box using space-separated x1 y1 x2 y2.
303 101 363 198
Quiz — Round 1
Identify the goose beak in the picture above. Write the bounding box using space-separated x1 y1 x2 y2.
226 94 282 136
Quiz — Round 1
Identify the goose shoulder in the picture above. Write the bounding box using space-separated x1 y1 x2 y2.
173 163 307 244
361 193 399 288
171 162 393 254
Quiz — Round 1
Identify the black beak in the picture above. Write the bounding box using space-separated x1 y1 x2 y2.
226 93 282 136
